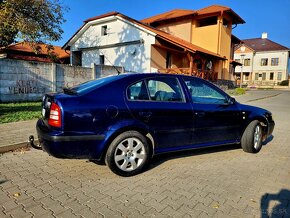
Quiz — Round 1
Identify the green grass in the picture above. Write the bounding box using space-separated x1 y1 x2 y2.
0 102 42 124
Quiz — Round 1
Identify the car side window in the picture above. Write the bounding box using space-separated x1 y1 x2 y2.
147 77 184 102
127 80 149 100
184 78 227 104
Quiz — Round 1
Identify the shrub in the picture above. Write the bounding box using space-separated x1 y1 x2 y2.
226 88 246 96
235 88 246 95
279 80 289 86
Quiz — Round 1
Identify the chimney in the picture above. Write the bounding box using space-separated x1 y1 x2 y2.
262 32 268 39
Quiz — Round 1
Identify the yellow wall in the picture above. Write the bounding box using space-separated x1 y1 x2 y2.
157 19 192 42
191 21 219 54
191 16 233 79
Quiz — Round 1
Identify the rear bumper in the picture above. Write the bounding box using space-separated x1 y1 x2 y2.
36 119 106 160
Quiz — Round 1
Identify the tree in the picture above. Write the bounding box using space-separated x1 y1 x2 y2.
0 0 67 50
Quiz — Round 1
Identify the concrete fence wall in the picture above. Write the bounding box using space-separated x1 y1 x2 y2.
0 59 124 102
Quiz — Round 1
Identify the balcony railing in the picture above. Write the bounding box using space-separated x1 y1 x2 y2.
158 68 218 81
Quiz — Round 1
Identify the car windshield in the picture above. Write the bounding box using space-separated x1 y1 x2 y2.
65 74 128 95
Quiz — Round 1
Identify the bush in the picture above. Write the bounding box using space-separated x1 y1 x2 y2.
226 88 246 96
279 80 289 86
235 88 246 95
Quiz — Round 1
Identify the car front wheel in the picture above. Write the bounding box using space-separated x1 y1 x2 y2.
105 131 151 176
241 120 263 153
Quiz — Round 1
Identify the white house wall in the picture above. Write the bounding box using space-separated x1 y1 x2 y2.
234 50 289 82
70 17 156 73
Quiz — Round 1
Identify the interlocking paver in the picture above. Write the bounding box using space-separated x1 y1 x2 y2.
1 90 290 217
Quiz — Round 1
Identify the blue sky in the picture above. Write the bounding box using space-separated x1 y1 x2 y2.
57 0 290 48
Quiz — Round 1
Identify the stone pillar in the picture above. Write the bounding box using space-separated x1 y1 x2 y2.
51 63 57 92
91 63 96 80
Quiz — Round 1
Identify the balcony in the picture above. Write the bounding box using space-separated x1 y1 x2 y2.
158 67 218 81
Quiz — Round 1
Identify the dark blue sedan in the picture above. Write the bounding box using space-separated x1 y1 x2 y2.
33 73 275 176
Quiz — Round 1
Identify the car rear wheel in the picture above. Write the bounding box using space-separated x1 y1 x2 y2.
105 131 151 176
241 120 263 153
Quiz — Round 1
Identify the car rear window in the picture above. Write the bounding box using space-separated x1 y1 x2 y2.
68 74 128 95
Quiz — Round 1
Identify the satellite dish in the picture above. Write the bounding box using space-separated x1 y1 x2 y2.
129 47 136 55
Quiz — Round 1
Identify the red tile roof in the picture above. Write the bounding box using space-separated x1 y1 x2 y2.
2 42 70 59
141 9 196 25
242 38 289 52
141 5 245 25
1 42 70 63
196 5 245 24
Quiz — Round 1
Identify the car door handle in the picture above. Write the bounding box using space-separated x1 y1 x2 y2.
139 111 152 120
194 112 205 117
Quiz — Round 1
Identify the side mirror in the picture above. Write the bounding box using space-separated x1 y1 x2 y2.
228 97 236 105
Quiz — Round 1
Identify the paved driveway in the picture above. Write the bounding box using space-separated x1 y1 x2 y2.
1 90 290 217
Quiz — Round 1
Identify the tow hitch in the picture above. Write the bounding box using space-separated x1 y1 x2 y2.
29 135 42 150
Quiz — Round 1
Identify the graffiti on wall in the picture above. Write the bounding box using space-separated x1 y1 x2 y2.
8 80 46 94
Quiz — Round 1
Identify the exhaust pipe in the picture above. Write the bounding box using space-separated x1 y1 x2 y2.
28 135 42 150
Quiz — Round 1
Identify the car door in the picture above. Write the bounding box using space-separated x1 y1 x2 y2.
183 77 242 146
125 76 194 151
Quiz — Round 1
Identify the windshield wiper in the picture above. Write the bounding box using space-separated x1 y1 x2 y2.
63 87 77 95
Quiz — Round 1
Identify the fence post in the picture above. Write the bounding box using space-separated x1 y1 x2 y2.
51 63 57 92
91 63 96 80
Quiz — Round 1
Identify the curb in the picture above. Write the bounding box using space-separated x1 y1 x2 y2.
246 93 281 103
0 142 31 154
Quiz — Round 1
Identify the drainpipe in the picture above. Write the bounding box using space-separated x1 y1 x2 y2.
217 11 224 79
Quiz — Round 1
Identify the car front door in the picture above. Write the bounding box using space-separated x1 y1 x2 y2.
183 77 242 146
125 76 194 152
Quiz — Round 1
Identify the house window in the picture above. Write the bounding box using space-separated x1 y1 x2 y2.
244 58 250 66
99 55 105 65
261 58 268 66
101 25 107 36
197 16 217 27
235 59 240 63
72 51 82 66
277 72 282 80
270 72 274 80
255 73 259 80
262 72 266 80
166 52 172 68
271 58 279 66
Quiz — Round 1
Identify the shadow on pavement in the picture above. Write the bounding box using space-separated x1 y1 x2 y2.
149 143 241 170
260 189 290 217
262 135 274 146
0 179 8 185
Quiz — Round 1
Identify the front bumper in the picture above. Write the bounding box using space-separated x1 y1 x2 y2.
267 120 275 137
36 119 106 160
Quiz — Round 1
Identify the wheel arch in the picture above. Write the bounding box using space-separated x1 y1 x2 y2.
243 115 268 139
99 124 155 163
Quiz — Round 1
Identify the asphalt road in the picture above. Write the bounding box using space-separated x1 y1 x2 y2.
1 90 290 217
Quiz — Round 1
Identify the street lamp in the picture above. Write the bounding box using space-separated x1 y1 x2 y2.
240 46 246 88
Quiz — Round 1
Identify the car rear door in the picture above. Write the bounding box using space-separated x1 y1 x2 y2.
125 76 194 151
182 77 242 146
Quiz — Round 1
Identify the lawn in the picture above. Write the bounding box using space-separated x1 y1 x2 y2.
0 102 42 124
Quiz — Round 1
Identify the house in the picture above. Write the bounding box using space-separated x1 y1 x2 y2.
234 33 290 86
0 42 70 64
63 5 245 82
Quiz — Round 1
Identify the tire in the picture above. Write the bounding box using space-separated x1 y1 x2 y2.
105 131 151 176
241 120 263 153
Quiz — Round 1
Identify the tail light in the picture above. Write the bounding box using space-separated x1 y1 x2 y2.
48 103 62 128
